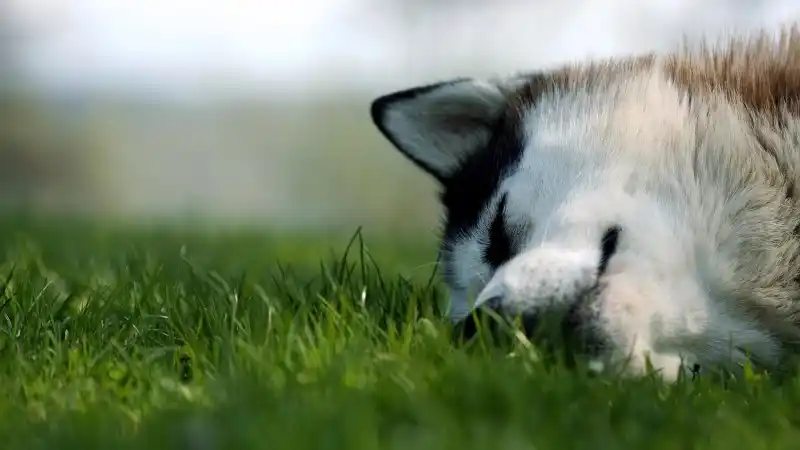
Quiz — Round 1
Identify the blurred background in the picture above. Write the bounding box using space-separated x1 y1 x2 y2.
1 0 800 235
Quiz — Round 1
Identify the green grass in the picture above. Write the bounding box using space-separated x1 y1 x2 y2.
0 217 799 449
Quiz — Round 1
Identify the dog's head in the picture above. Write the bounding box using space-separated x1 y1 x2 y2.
369 48 800 379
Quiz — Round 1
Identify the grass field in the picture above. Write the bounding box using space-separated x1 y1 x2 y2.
1 217 799 450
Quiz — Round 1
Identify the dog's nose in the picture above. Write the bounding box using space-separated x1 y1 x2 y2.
452 295 541 343
452 295 503 342
452 295 602 365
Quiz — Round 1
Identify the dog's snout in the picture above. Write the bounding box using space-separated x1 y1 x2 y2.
453 296 543 343
455 243 607 344
452 291 601 361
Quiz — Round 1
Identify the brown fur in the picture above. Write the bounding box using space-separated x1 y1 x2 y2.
667 25 800 121
505 25 800 124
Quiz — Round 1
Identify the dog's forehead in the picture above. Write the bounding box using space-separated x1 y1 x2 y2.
438 59 667 246
439 69 658 285
438 79 571 251
438 70 604 246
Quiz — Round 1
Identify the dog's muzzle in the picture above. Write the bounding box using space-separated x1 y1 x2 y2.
452 291 606 360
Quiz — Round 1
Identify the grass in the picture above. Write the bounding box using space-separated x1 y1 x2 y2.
0 217 799 449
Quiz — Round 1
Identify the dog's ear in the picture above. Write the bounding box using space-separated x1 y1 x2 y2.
370 78 512 183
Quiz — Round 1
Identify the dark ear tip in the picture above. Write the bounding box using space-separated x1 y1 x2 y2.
369 94 396 143
367 77 481 184
369 94 391 129
369 88 415 130
369 79 469 128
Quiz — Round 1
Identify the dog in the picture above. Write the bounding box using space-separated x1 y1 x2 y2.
369 25 800 381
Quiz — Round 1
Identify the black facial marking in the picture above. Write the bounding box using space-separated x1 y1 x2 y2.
439 108 526 263
483 194 513 270
598 226 621 276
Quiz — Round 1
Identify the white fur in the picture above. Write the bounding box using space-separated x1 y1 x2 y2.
444 66 786 380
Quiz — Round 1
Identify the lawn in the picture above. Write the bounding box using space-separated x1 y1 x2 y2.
0 217 798 450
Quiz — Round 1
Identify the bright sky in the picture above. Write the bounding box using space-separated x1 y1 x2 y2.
8 0 372 96
7 0 800 98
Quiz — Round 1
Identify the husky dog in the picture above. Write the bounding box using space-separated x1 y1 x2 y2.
369 26 800 380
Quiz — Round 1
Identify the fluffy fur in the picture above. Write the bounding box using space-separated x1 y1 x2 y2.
370 25 800 380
